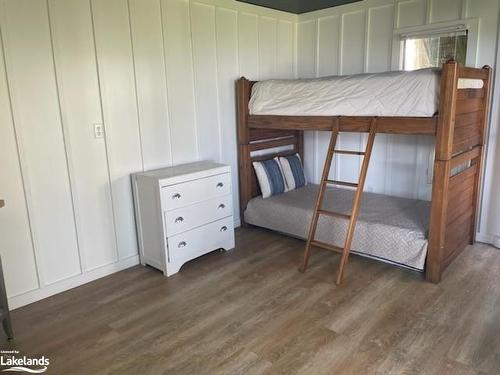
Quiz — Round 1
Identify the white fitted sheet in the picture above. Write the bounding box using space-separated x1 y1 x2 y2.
249 68 445 117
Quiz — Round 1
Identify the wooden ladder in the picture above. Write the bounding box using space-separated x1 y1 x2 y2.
301 117 377 285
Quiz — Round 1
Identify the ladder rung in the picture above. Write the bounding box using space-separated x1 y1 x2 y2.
310 240 343 253
333 150 365 156
317 210 351 220
325 180 359 188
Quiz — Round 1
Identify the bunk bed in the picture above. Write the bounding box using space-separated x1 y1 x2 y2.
236 61 492 284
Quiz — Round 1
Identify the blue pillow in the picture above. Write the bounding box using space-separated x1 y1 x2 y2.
279 154 307 190
252 157 286 198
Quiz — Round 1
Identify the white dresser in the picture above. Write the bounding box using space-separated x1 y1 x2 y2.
132 162 235 276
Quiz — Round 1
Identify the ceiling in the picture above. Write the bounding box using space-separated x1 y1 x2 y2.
237 0 361 14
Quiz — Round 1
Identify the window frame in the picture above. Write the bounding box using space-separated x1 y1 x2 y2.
391 18 480 71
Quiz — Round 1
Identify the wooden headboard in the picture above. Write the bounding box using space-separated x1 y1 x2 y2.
236 78 304 223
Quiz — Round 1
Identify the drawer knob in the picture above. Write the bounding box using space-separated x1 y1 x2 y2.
178 241 187 248
172 193 181 199
175 216 184 223
218 203 225 209
220 226 228 232
216 182 224 188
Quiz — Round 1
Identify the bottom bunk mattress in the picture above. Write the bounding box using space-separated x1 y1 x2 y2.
244 184 431 271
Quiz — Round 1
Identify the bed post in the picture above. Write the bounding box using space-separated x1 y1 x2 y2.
237 77 252 226
470 65 492 243
426 61 458 283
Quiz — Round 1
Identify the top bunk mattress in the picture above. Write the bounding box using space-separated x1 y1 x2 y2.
244 184 431 271
249 68 441 117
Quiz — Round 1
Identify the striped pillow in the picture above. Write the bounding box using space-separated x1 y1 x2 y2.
252 158 287 198
279 154 307 190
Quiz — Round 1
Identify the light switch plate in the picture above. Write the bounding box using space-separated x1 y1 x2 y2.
94 123 104 139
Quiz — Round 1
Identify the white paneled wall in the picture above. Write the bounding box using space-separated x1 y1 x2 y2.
297 0 499 203
49 0 118 271
92 0 144 262
1 0 499 309
1 0 82 287
0 29 39 299
0 0 296 308
129 0 172 171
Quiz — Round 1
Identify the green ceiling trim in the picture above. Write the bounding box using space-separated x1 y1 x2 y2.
237 0 361 14
299 0 361 13
238 0 301 13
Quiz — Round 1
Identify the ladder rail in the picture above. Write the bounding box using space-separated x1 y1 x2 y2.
335 119 378 284
300 116 378 285
300 118 340 272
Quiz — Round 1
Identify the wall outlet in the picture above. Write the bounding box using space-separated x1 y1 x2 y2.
94 123 104 139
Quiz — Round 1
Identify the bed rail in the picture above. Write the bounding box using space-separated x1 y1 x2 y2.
248 114 438 134
426 61 492 282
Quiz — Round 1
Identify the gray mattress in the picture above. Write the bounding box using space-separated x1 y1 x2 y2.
244 184 431 271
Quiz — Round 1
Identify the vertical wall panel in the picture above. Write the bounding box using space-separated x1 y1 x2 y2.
129 0 172 170
216 7 240 221
258 16 277 79
0 28 39 298
238 12 259 79
468 0 499 238
364 4 394 193
386 135 419 197
161 0 198 164
92 0 142 260
49 0 117 270
396 0 427 28
364 135 389 194
367 5 394 73
340 10 365 75
276 20 294 78
0 0 81 285
338 10 366 183
297 20 317 182
430 0 462 23
414 136 435 200
297 20 317 79
316 16 340 181
467 0 498 66
317 16 340 77
191 2 221 161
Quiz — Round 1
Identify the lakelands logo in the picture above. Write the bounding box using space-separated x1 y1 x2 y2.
0 351 49 373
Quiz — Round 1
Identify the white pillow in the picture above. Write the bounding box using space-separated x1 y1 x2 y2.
279 153 307 191
252 157 287 198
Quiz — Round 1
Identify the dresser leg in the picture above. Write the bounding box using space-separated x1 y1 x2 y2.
165 262 182 277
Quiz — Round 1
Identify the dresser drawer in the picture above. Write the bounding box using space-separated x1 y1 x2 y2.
164 194 232 236
161 173 231 211
167 216 234 266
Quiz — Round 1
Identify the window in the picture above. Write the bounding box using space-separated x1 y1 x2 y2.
402 28 468 71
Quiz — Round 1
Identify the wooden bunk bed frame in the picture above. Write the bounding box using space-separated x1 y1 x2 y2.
237 61 492 283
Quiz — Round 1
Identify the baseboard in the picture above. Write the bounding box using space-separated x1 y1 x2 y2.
8 255 140 310
476 232 500 248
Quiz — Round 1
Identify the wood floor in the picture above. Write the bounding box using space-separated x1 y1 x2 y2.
3 227 500 374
